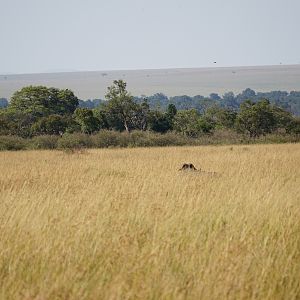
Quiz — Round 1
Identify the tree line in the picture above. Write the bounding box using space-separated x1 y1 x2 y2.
0 80 300 139
2 88 300 116
76 88 300 116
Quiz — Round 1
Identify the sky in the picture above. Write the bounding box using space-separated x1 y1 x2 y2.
1 0 300 74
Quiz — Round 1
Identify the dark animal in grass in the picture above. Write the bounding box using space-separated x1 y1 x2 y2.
179 163 198 171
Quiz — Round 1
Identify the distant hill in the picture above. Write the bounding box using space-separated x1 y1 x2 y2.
0 98 8 108
1 65 300 100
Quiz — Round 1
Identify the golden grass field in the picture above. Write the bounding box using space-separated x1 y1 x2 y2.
0 144 300 300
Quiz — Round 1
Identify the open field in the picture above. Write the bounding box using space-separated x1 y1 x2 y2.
1 64 300 99
0 144 300 299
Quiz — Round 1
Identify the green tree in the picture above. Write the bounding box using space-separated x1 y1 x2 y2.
74 108 100 134
0 110 36 137
47 88 79 115
271 106 294 132
287 117 300 134
166 103 177 119
131 99 150 131
222 92 238 109
0 110 11 135
9 86 78 117
31 115 70 135
173 109 213 137
205 106 237 129
93 107 110 130
165 103 177 130
105 80 138 132
148 110 171 133
235 99 276 137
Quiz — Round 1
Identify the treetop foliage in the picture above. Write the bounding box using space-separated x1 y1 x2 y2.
1 82 300 139
9 86 78 117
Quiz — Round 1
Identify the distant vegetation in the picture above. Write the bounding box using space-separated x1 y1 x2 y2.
0 98 8 108
77 89 300 116
135 89 300 116
0 81 300 150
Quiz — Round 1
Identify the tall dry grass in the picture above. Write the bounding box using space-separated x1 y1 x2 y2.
0 144 300 300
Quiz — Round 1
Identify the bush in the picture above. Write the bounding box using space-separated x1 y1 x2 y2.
197 129 249 145
127 131 151 147
146 131 193 147
257 133 300 144
29 135 60 150
0 130 299 152
92 131 193 148
0 136 27 151
57 133 93 149
91 130 129 148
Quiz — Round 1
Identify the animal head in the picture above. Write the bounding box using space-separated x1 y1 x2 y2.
179 163 197 171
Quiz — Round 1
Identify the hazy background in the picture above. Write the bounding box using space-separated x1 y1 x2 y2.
1 0 300 74
1 65 300 100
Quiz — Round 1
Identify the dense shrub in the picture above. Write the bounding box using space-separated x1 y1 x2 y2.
256 133 300 144
29 135 60 150
91 130 129 148
89 130 193 148
127 131 151 147
0 130 299 151
196 129 249 145
0 136 27 151
143 131 193 147
57 133 93 149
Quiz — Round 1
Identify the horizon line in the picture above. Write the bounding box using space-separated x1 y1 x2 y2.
1 63 300 76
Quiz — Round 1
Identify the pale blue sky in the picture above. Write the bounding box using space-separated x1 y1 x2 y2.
1 0 299 74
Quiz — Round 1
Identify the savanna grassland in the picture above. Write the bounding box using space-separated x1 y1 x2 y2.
0 144 300 300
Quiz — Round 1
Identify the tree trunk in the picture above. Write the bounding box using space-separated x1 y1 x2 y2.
124 120 130 133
